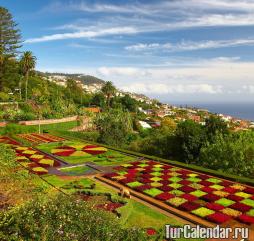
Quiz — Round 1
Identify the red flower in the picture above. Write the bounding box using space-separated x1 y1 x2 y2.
146 228 157 236
207 213 231 224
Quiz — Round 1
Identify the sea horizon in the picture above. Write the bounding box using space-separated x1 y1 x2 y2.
167 101 254 121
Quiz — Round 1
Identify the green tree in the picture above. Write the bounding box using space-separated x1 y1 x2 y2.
175 120 206 162
96 109 133 147
20 51 36 101
0 7 22 90
205 115 229 142
199 131 254 177
120 94 138 112
91 92 106 108
101 81 116 107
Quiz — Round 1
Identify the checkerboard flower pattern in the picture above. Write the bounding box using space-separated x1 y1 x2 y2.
13 145 60 175
103 160 254 225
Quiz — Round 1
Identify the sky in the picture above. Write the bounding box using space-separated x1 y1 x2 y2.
1 0 254 103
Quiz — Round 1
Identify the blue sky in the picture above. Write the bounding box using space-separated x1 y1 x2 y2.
2 0 254 103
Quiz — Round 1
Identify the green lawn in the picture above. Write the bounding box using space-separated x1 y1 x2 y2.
0 121 78 135
42 175 95 194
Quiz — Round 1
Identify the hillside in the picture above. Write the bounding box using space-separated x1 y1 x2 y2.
37 71 105 85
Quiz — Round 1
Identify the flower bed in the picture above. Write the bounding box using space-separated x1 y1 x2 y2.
0 136 19 145
12 145 60 174
51 144 107 157
104 160 254 225
17 133 65 144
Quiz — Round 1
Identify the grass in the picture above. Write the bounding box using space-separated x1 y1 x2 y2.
119 199 182 229
0 121 78 135
42 175 95 194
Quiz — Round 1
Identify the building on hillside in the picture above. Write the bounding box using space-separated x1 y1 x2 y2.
139 121 152 129
189 115 201 123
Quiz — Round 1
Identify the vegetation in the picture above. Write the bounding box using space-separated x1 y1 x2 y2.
0 193 144 241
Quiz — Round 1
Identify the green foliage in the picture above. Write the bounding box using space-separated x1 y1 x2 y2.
175 120 206 162
205 115 229 142
101 81 116 107
0 144 17 171
199 131 254 178
0 193 144 241
96 109 133 147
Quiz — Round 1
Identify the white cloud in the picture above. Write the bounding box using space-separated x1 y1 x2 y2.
25 27 137 43
121 83 223 94
243 85 254 93
126 38 254 52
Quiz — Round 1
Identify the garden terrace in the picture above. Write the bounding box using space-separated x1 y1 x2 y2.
37 141 136 166
13 144 61 175
102 160 254 226
17 133 65 144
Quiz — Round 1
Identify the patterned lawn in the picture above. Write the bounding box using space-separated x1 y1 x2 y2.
104 160 254 225
37 141 136 165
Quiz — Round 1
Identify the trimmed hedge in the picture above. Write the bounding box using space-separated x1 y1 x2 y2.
51 131 254 186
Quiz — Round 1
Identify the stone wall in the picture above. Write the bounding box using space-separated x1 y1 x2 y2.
19 116 78 126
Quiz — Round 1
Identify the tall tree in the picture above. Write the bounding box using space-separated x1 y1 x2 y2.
101 81 116 107
0 7 22 90
20 51 36 101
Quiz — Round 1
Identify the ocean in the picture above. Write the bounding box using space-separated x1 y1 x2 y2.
169 102 254 121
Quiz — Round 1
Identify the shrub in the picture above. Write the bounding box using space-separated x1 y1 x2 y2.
0 193 144 240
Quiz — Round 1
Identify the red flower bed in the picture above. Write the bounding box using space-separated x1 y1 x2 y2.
179 185 196 193
181 194 198 202
230 203 252 212
155 192 174 201
54 150 75 156
158 185 173 192
179 202 200 211
201 186 216 193
206 203 224 211
227 194 244 202
84 150 106 155
83 145 99 149
222 187 237 194
199 180 214 186
237 214 254 225
207 213 231 224
104 173 118 179
201 193 220 202
135 184 152 192
159 180 171 185
96 202 123 212
244 187 254 195
146 228 157 236
140 178 153 184
179 180 192 185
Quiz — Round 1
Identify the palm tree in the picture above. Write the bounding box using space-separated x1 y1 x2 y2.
20 51 36 101
101 81 116 107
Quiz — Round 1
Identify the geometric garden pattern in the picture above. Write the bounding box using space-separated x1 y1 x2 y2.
51 144 108 156
104 160 254 225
